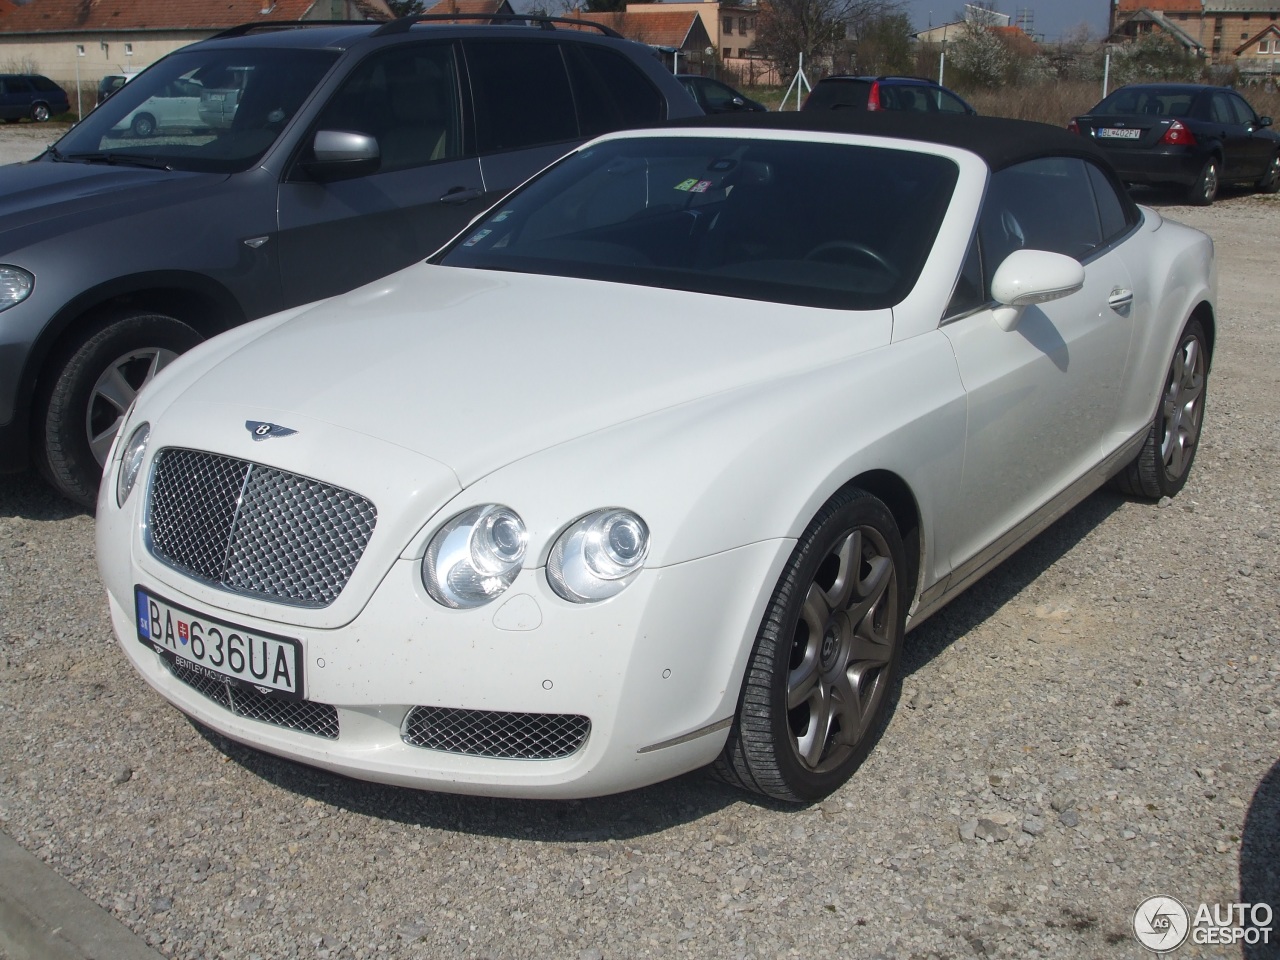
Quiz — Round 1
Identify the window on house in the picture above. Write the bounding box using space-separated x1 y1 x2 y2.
739 17 747 32
125 43 133 55
1261 39 1272 53
1243 32 1251 39
76 44 85 56
723 17 733 34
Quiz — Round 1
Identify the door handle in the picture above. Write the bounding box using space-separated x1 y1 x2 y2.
440 187 483 205
1108 288 1133 312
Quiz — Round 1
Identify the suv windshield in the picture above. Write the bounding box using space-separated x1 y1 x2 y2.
58 47 339 173
439 136 958 310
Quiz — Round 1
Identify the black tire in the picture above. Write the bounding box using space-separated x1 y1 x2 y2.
130 112 156 137
1111 318 1208 501
32 103 51 123
1257 152 1280 194
1188 158 1219 205
35 311 201 509
714 487 907 803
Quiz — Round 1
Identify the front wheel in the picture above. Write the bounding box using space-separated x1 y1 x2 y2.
36 311 202 508
32 103 51 123
714 487 907 803
1111 318 1208 500
1257 153 1280 194
130 112 156 137
1188 158 1219 205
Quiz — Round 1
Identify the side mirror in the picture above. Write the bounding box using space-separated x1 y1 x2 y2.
1259 115 1273 128
989 249 1085 332
302 130 380 182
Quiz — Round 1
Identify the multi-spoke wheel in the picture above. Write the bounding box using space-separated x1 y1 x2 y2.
1257 153 1280 194
715 487 907 802
1112 318 1208 501
36 310 201 508
1188 158 1219 206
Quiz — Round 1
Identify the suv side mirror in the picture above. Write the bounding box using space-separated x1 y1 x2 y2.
302 130 381 182
1260 115 1273 128
989 249 1085 331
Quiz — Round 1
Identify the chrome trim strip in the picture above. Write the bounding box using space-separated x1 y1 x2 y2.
637 716 733 754
906 424 1148 631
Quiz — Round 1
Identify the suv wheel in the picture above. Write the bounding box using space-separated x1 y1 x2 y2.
31 103 50 122
37 311 202 508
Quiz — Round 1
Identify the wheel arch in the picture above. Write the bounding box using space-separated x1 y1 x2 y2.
18 272 247 446
836 468 923 611
1189 298 1215 366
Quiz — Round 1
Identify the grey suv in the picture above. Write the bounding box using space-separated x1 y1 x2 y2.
0 15 700 506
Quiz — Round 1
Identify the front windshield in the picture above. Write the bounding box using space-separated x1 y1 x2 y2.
56 47 339 173
438 136 958 310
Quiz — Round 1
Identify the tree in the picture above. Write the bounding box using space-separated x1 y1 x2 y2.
755 0 904 82
386 0 425 16
947 18 1013 87
851 10 914 76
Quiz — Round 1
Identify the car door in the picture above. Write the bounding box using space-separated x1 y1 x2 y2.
1226 90 1273 178
0 77 33 120
275 40 485 308
941 157 1135 573
1208 91 1253 180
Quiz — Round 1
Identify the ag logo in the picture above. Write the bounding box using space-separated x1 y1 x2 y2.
1134 896 1190 953
246 421 297 441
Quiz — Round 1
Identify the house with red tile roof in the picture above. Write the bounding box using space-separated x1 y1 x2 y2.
0 0 390 97
417 0 515 20
569 8 711 72
0 0 18 20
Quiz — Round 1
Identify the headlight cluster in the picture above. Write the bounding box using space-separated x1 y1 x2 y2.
0 266 33 313
116 422 150 506
422 505 649 608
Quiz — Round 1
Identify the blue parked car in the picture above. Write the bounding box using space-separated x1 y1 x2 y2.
0 74 69 122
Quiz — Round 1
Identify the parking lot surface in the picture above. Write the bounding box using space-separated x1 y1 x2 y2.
1 131 1278 957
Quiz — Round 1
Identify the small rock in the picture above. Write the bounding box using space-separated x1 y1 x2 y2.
1059 810 1080 829
1022 817 1045 837
151 897 172 914
113 767 133 784
959 819 978 842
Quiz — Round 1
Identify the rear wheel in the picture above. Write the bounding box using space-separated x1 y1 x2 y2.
130 112 156 137
31 103 51 123
714 487 907 803
1257 153 1280 194
36 310 201 508
1112 318 1208 500
1188 158 1218 205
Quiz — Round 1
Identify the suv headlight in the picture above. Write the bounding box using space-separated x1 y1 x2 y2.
423 504 527 608
547 508 649 603
0 266 33 312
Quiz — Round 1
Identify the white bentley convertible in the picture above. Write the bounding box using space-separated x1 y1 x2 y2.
97 113 1215 802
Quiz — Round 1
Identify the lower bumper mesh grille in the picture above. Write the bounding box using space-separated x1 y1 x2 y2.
402 706 590 760
161 656 339 740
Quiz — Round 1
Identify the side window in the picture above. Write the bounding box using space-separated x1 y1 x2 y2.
310 43 462 173
565 44 665 138
466 40 577 152
935 89 970 114
1228 93 1258 126
979 158 1102 271
1210 93 1236 124
1086 161 1131 243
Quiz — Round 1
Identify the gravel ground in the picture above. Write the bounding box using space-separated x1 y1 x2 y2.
1 135 1278 959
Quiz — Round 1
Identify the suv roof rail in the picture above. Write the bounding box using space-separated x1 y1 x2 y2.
371 12 623 39
210 20 385 40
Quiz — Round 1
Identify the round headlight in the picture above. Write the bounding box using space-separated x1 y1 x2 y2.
423 504 527 608
115 422 150 506
0 266 33 313
547 508 650 603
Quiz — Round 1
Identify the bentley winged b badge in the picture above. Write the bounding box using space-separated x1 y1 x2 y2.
246 421 298 441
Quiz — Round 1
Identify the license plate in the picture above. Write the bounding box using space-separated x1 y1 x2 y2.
135 587 303 700
207 93 225 102
1098 128 1141 140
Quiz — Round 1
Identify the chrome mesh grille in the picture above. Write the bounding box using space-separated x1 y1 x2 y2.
147 448 377 607
161 656 339 739
402 706 590 760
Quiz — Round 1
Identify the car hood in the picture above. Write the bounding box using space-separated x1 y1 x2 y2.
168 265 893 486
0 160 224 241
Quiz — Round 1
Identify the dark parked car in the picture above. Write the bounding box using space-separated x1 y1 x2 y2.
677 74 766 114
0 15 701 507
1069 83 1280 205
96 73 137 106
0 74 69 122
802 76 975 115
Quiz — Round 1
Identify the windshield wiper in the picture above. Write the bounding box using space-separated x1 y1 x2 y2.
60 152 173 171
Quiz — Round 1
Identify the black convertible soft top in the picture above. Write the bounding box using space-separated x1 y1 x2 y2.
664 110 1108 172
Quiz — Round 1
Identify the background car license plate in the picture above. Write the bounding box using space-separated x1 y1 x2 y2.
135 587 303 700
1098 128 1141 140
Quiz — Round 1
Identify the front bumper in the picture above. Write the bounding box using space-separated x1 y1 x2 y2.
103 536 791 798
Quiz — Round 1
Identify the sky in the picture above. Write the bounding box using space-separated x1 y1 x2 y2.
902 0 1111 42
